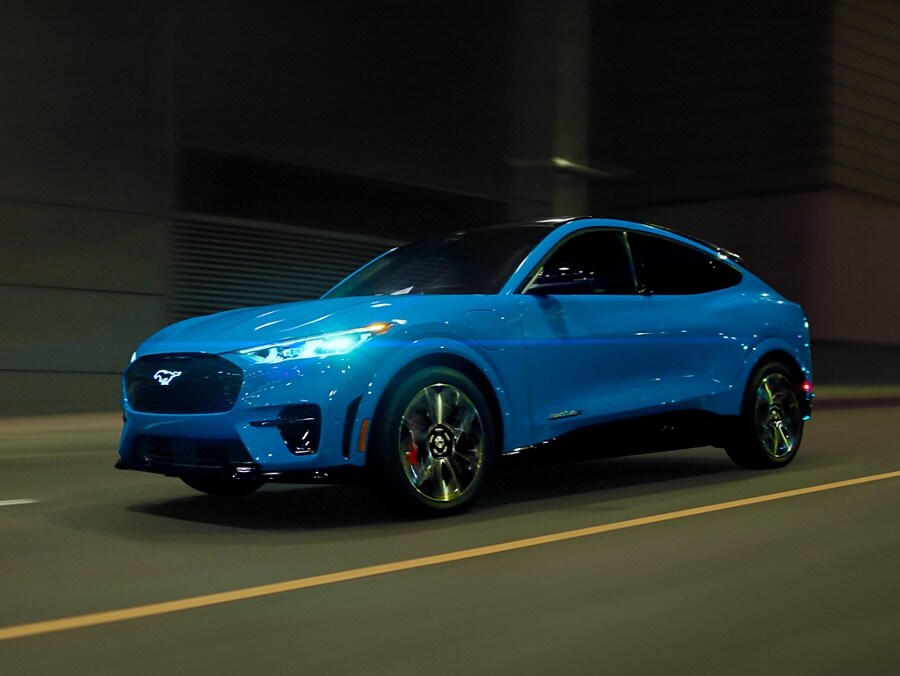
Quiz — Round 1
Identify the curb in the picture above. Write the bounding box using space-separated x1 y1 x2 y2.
812 385 900 410
0 412 122 437
813 396 900 410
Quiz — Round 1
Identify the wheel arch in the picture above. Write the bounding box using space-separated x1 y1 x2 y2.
726 351 807 469
750 349 805 385
370 352 505 456
743 348 812 418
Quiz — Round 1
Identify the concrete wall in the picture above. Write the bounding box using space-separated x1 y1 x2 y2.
0 204 170 415
808 189 900 345
0 1 171 415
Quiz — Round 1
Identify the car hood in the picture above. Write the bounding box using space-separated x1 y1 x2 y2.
137 297 397 356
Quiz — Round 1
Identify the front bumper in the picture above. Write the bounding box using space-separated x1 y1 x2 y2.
114 433 364 484
117 351 375 481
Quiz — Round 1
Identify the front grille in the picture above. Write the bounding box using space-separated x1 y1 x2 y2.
125 353 243 414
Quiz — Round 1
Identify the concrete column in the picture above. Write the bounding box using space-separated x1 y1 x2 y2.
552 0 592 216
508 0 595 219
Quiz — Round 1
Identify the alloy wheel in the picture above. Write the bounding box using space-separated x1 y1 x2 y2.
753 372 801 460
397 383 486 503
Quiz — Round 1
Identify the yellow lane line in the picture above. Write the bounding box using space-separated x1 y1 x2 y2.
3 469 900 642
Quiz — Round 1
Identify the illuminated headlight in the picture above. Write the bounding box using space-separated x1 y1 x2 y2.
235 323 393 365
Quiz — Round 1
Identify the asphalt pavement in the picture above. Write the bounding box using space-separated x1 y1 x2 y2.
1 390 899 675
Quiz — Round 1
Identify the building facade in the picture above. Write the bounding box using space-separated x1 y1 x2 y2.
2 0 898 414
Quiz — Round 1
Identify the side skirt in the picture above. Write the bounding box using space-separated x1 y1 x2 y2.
504 410 736 465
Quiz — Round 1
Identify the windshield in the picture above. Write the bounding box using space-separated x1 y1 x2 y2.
324 224 553 298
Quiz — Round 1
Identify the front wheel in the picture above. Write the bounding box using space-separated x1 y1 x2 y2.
726 361 804 469
368 367 496 517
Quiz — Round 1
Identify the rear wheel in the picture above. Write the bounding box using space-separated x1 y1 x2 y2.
726 361 803 469
180 475 264 496
368 367 496 517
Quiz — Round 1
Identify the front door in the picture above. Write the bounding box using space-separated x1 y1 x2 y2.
518 229 663 443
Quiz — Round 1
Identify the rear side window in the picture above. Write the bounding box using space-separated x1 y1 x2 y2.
628 232 742 295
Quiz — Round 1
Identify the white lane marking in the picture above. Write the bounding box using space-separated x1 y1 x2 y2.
0 499 39 507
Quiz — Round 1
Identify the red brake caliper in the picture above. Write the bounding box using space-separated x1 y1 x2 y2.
406 442 419 466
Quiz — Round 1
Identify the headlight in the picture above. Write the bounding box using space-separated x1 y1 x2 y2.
235 322 393 364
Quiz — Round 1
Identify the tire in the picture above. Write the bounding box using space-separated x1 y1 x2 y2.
367 367 496 517
181 475 264 496
726 361 804 469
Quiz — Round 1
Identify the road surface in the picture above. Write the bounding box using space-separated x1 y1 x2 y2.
1 404 899 674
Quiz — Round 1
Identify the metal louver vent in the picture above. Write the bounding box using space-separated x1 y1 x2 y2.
171 219 398 320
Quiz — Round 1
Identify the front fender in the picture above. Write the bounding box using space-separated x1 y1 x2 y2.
347 335 531 465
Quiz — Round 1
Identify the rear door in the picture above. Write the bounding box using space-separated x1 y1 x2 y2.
626 231 748 409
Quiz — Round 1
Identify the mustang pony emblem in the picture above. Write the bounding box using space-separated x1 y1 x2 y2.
153 369 183 386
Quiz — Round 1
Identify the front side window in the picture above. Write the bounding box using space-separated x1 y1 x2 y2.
524 230 637 295
628 233 742 295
